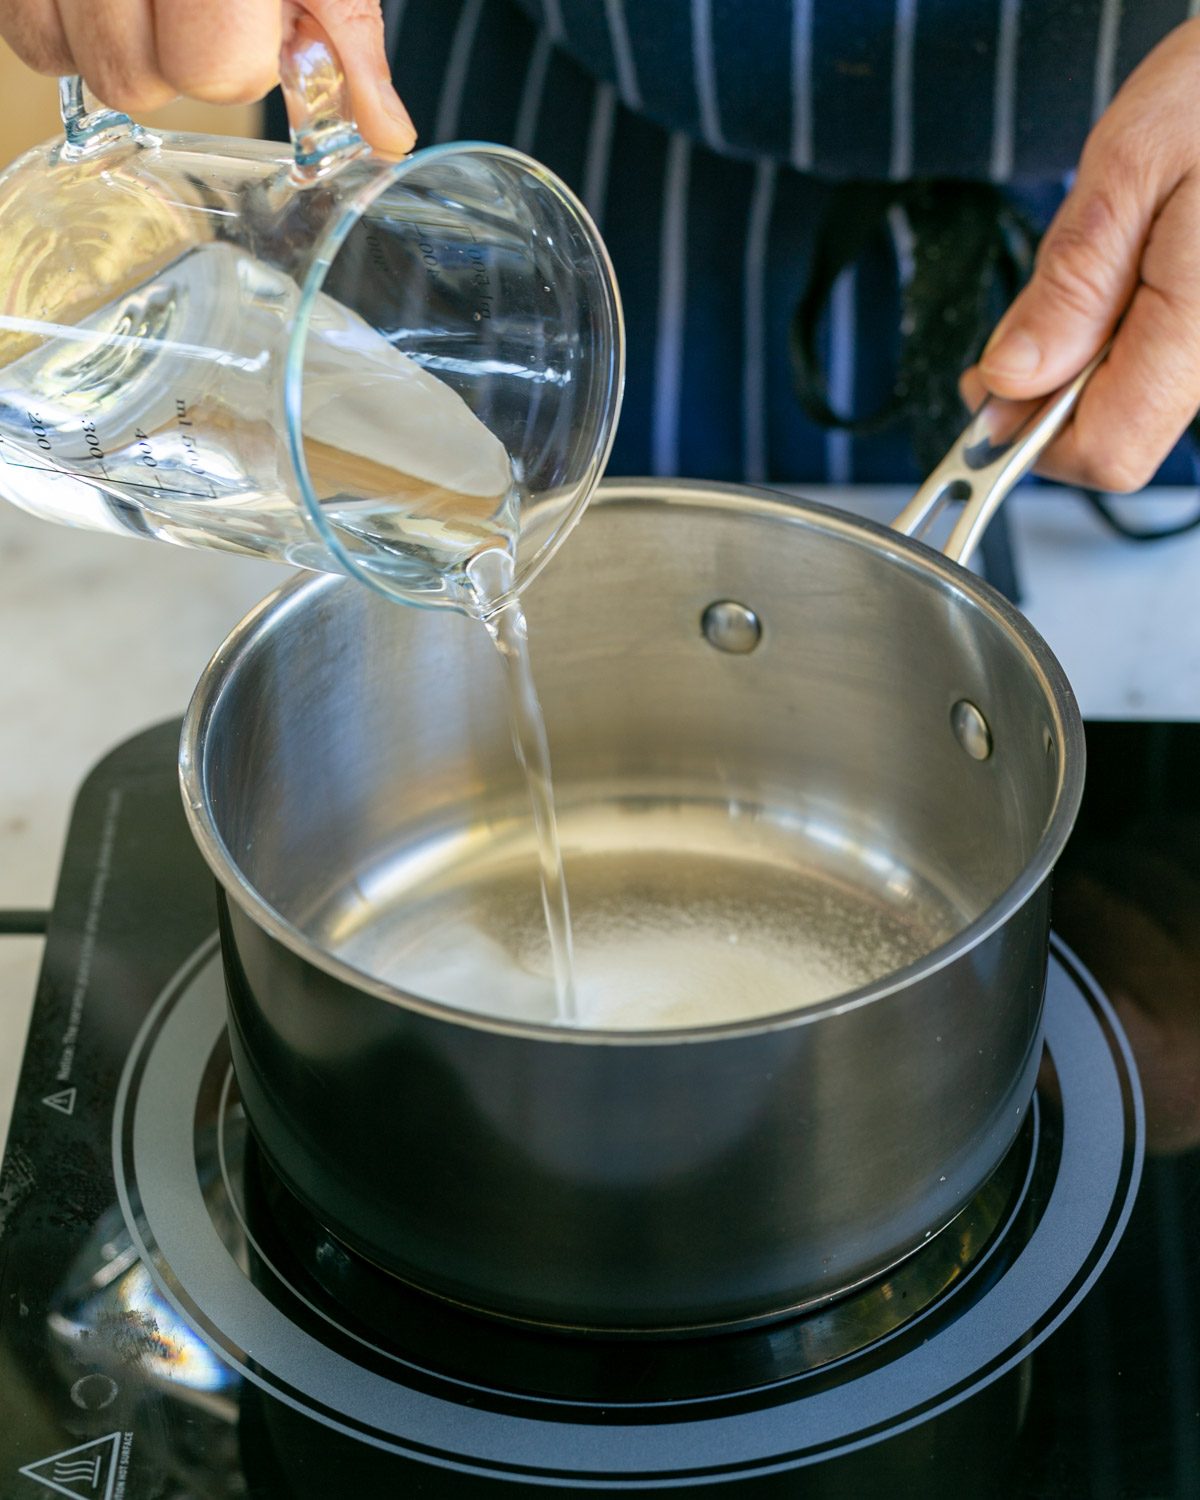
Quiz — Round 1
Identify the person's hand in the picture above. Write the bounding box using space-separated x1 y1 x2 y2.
0 0 416 155
962 18 1200 493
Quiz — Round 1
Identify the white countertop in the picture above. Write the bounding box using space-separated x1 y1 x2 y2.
0 509 289 1153
834 486 1200 721
2 483 1199 1153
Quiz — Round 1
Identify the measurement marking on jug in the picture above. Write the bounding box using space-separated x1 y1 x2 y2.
175 398 208 482
133 428 158 468
466 235 494 319
112 476 219 500
0 435 64 476
412 227 441 285
364 227 388 275
81 417 111 477
0 455 65 476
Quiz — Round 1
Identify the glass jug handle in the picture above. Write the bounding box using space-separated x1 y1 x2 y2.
57 77 138 155
55 16 367 172
279 12 369 177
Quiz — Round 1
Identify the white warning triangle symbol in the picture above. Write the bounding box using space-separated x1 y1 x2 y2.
41 1088 76 1116
18 1433 121 1500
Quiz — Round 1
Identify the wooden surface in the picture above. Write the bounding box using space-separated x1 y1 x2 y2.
0 37 263 160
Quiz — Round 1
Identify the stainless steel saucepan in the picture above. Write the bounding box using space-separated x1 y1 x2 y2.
180 360 1098 1334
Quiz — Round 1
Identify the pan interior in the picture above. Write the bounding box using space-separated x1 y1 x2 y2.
308 792 967 1029
197 491 1070 1032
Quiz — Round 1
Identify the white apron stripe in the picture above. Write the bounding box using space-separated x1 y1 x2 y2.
890 0 918 180
791 0 815 170
825 266 856 486
653 134 692 477
583 82 618 232
515 28 554 155
382 0 408 56
989 0 1021 182
692 0 726 153
887 203 916 292
434 0 486 143
1092 0 1122 122
542 0 566 42
605 0 643 110
742 160 777 483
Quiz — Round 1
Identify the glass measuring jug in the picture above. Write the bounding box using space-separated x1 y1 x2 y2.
0 17 624 615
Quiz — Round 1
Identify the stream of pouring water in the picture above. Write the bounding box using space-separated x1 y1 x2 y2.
469 549 578 1024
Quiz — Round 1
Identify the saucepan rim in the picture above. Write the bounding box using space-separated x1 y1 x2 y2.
179 477 1086 1046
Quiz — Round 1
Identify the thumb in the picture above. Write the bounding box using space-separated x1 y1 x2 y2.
289 0 416 157
980 134 1158 399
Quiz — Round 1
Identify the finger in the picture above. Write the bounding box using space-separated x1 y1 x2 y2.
154 0 280 105
979 151 1149 400
58 0 175 113
978 26 1198 401
0 0 73 75
296 0 415 156
958 366 987 412
1029 172 1200 493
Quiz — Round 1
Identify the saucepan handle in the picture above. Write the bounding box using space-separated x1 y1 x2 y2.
891 346 1110 566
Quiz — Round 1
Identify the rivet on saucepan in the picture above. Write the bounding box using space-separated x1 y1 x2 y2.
951 699 993 761
1042 724 1056 758
702 600 762 654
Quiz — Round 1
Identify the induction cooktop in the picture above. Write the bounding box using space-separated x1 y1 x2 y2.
1 720 1188 1497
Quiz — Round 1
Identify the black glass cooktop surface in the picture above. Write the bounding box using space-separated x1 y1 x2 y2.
0 719 1194 1497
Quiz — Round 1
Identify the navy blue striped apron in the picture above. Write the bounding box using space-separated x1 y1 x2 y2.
278 1 1199 496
